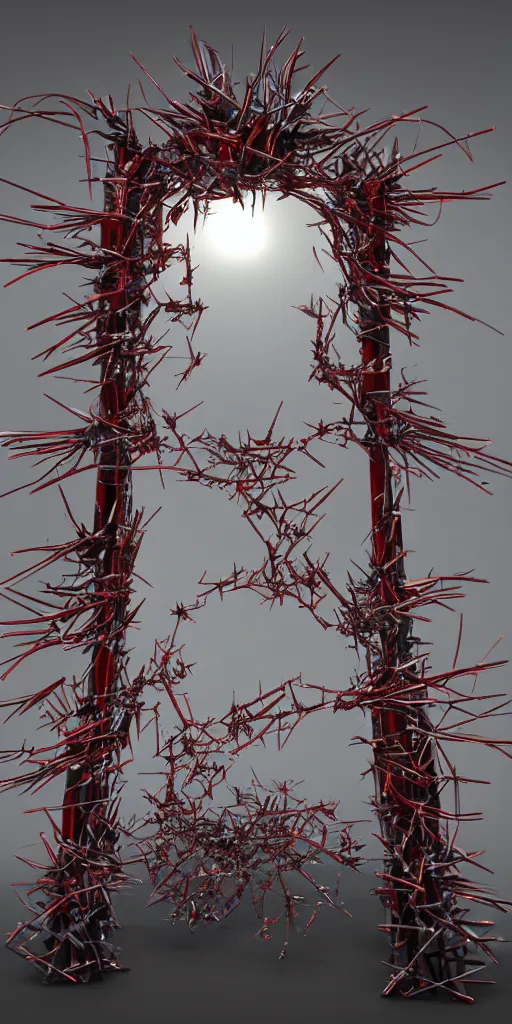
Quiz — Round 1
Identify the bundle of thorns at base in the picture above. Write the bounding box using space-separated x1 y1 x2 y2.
0 24 511 1002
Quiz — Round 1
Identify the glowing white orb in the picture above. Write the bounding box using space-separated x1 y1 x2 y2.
202 197 268 260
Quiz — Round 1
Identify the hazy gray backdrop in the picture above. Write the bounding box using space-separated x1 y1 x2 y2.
0 0 510 1019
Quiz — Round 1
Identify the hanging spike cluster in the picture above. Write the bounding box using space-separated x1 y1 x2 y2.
121 611 365 956
0 25 511 1000
141 776 364 960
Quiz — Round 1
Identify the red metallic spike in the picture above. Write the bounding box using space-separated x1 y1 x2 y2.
1 25 511 1000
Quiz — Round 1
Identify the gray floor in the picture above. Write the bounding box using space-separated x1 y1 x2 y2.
1 869 511 1024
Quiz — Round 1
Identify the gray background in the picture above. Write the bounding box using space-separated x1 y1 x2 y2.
0 0 511 1019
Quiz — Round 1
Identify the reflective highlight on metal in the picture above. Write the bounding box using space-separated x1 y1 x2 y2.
0 26 510 1000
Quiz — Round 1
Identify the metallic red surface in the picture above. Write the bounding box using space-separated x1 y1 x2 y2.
0 26 511 999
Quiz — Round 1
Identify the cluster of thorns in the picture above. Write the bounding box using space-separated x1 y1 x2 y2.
0 25 511 1001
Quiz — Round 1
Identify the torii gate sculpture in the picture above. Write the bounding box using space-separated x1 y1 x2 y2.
0 25 511 1003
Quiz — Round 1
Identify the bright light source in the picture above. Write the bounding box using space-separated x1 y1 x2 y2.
202 196 268 260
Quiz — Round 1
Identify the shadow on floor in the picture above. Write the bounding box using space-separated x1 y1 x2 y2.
1 869 511 1024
